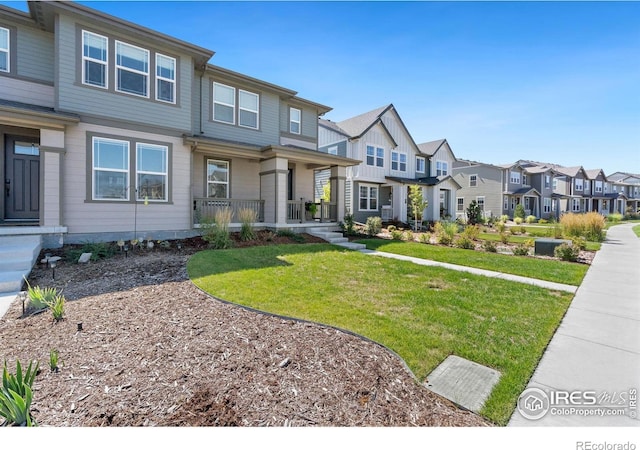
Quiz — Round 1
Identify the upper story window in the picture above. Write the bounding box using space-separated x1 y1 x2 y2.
289 107 301 134
82 31 108 88
510 171 520 184
416 157 425 173
595 180 603 193
155 53 176 103
391 152 406 172
436 161 448 176
136 143 168 202
553 177 557 190
366 145 384 168
469 174 477 187
239 90 259 129
116 41 149 97
604 183 609 193
522 174 528 185
327 146 338 155
0 26 9 73
584 180 590 192
213 82 235 124
544 175 551 189
575 179 583 191
92 137 130 201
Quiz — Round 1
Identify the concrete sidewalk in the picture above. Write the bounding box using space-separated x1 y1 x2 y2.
509 223 640 426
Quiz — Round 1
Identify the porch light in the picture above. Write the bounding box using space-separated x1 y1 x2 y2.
124 244 129 258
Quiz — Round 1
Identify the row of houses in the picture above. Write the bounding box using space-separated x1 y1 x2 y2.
1 1 636 249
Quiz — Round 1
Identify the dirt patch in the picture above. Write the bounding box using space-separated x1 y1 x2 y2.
0 233 490 427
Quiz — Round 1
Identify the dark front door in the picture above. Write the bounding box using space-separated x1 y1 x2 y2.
4 136 40 220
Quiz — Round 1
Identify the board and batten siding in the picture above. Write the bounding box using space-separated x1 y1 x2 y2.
200 77 281 147
352 123 395 183
61 123 192 235
452 165 503 218
55 15 193 132
430 146 456 178
379 111 419 176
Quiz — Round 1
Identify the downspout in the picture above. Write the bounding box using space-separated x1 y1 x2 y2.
199 68 205 135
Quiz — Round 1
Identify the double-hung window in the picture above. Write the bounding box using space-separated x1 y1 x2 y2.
207 159 229 198
575 179 583 191
416 157 425 173
0 26 9 73
584 180 590 193
469 175 477 187
136 143 168 201
155 53 176 103
213 82 235 124
116 41 149 97
457 198 464 212
522 174 528 186
391 152 407 172
436 161 448 176
595 181 603 193
92 137 129 200
82 31 108 88
572 198 581 212
239 90 259 129
543 198 551 213
476 196 485 211
359 184 378 211
289 107 301 134
366 145 384 167
544 175 551 189
510 171 521 184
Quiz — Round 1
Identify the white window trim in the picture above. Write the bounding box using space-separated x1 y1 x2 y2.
504 196 508 211
115 40 150 98
136 143 169 202
92 137 130 201
575 179 583 191
238 89 259 129
82 30 108 89
327 146 338 155
207 159 230 198
522 174 528 186
543 197 551 213
595 181 603 193
436 160 448 176
155 53 176 104
289 107 301 134
416 156 425 173
510 171 521 184
391 151 406 171
365 145 384 168
572 198 581 212
0 26 10 73
359 183 378 211
469 174 478 187
457 197 464 212
212 82 236 125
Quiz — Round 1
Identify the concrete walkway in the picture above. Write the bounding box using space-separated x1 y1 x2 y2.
509 223 640 426
360 249 578 293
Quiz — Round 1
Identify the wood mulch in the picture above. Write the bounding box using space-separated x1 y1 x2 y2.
0 231 491 427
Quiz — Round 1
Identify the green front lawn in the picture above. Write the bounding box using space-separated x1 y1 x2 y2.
358 239 588 286
633 225 640 238
188 244 574 425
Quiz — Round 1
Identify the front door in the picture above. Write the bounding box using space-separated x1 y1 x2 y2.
4 136 40 221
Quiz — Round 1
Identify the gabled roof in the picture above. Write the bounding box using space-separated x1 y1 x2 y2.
318 118 350 137
336 105 391 138
417 139 446 156
585 169 607 181
386 175 462 189
554 166 586 178
505 187 541 196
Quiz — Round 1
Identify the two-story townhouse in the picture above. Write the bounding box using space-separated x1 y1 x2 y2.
608 172 640 213
452 159 504 220
0 1 357 248
318 104 459 225
583 169 610 215
498 163 542 219
516 163 559 220
551 166 591 215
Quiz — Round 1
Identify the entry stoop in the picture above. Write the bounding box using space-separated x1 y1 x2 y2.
0 234 42 295
306 227 366 250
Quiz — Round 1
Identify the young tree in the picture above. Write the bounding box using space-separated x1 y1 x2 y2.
321 181 331 202
408 185 428 231
466 200 482 225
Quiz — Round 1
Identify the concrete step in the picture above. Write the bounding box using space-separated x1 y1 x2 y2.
0 234 42 296
335 241 367 250
0 270 29 294
307 231 349 244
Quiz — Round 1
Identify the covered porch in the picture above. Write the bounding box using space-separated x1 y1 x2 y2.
504 187 541 218
186 136 359 229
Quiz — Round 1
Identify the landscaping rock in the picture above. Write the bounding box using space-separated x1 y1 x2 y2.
78 253 92 263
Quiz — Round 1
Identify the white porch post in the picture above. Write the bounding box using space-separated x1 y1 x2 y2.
329 165 346 222
260 157 289 225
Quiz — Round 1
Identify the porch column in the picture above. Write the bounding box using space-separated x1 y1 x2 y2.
329 165 346 222
40 129 66 227
260 157 288 225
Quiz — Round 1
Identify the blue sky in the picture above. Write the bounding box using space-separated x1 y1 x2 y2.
4 1 640 175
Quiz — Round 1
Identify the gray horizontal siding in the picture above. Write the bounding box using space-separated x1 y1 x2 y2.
279 103 318 140
56 15 193 131
15 23 54 83
318 140 347 157
453 165 503 218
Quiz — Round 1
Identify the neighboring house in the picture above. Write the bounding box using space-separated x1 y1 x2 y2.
516 162 560 220
0 1 357 247
584 169 612 215
318 104 460 224
452 159 504 220
498 162 542 219
608 172 640 213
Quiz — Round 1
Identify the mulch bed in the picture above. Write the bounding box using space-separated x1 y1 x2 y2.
0 232 491 427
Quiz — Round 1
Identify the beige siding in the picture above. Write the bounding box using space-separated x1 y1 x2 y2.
192 154 261 199
0 78 54 107
42 150 61 227
62 123 192 235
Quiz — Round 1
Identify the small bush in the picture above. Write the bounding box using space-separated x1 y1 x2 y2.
554 243 580 261
525 215 537 224
341 213 356 236
202 208 234 249
571 236 587 250
500 215 510 223
49 294 65 322
499 231 510 244
538 218 549 224
512 243 530 256
481 240 497 253
238 208 257 242
403 230 414 242
454 236 475 250
495 221 506 233
24 279 59 311
66 241 115 263
418 233 431 244
514 217 523 225
390 229 404 241
365 216 382 237
276 229 305 243
607 213 623 223
387 225 397 232
434 221 457 246
514 204 526 220
462 224 481 241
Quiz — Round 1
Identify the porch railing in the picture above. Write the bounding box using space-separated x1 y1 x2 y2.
287 200 337 223
193 198 264 225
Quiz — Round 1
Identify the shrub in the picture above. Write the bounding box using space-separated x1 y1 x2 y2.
571 236 587 250
49 294 65 322
434 221 457 245
387 225 397 232
202 208 234 249
23 278 59 311
495 221 507 233
538 218 549 224
418 233 431 244
238 208 257 242
607 213 623 223
561 212 605 242
514 204 526 220
0 360 39 426
512 243 530 256
403 230 414 242
554 243 580 261
462 224 481 241
514 217 523 225
341 213 355 236
481 240 497 253
466 200 483 226
500 215 510 223
499 231 510 244
65 241 115 263
390 229 404 241
454 236 475 250
365 216 382 237
525 215 537 224
276 229 305 243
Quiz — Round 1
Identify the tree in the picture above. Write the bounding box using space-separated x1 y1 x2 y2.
514 203 526 220
408 185 428 231
466 200 482 225
321 181 331 203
